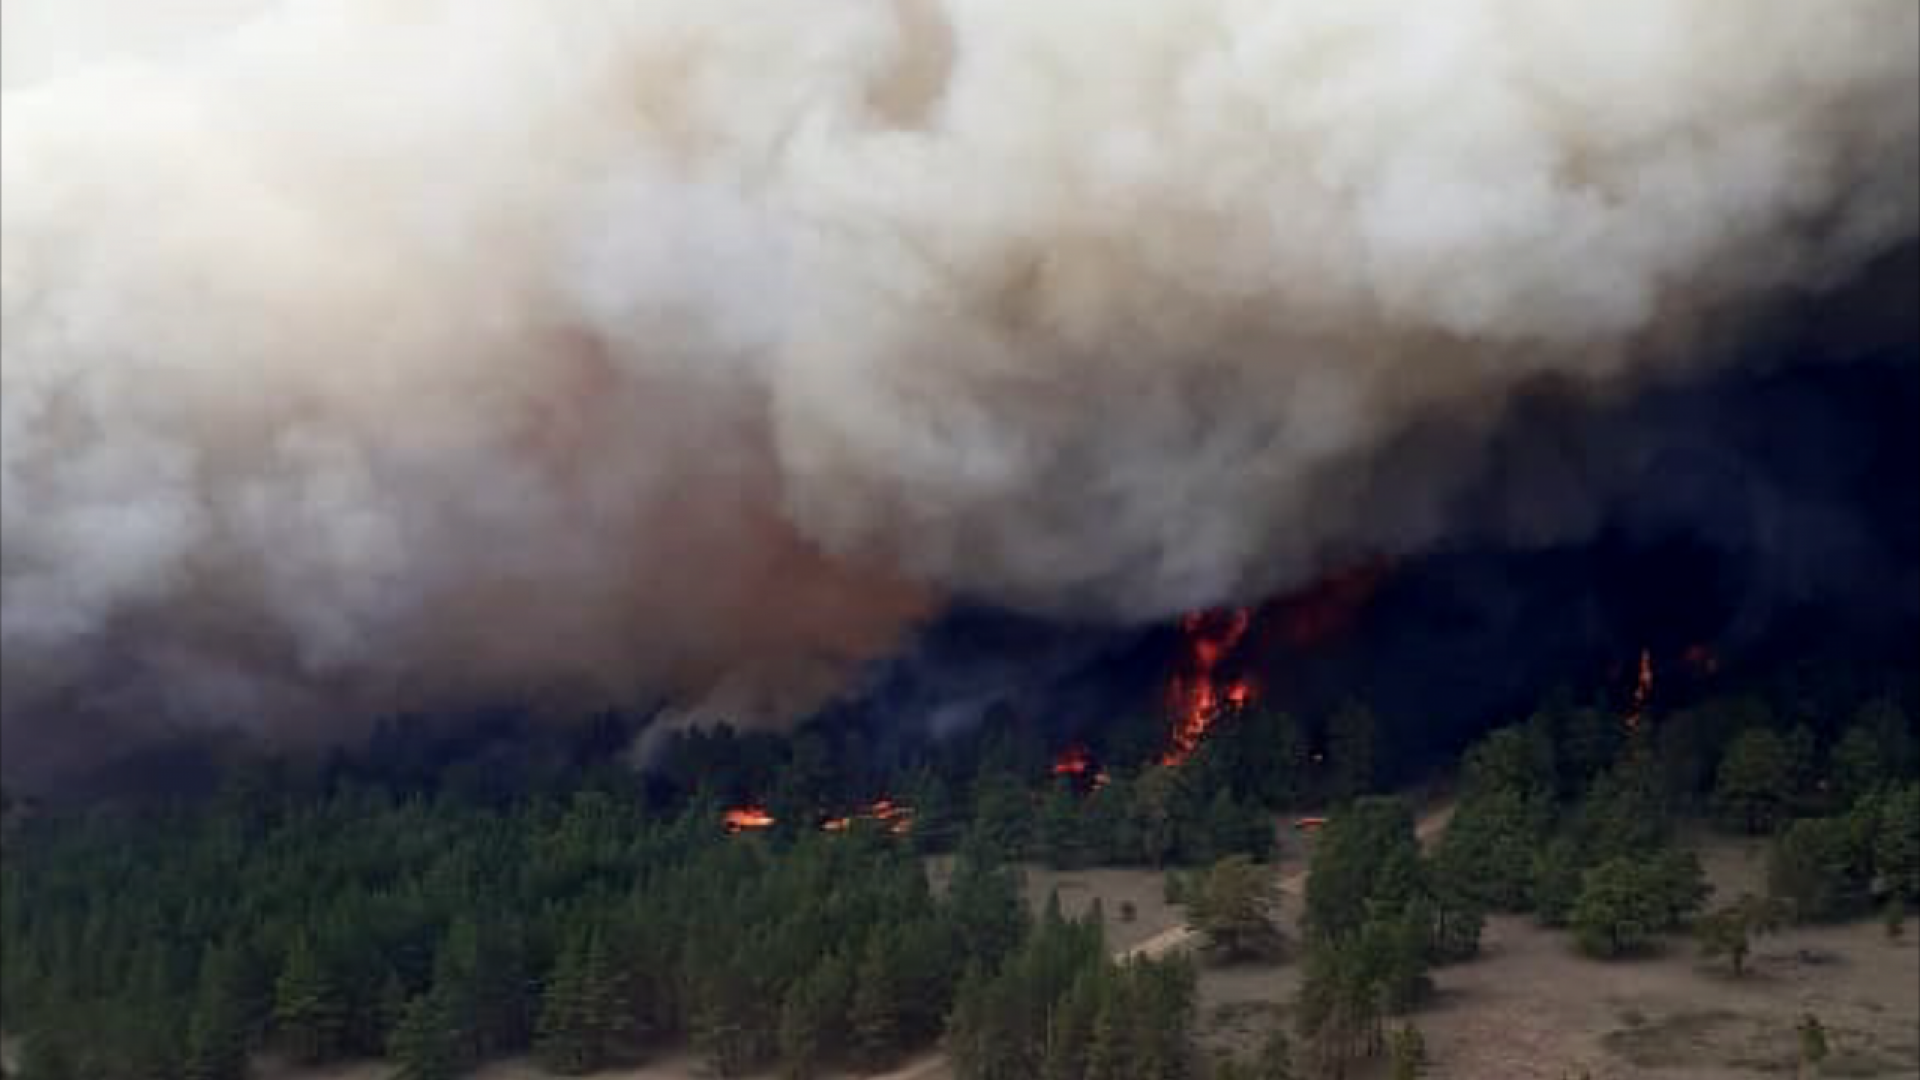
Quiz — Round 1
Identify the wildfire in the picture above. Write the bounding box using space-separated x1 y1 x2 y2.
814 797 915 836
722 805 776 833
1052 744 1093 777
1622 648 1654 731
1161 608 1255 766
1276 555 1395 648
1051 743 1112 792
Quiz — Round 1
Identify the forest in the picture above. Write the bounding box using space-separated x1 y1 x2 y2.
2 664 1916 1080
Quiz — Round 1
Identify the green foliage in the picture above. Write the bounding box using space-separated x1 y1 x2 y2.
1829 725 1887 808
535 927 625 1075
1184 855 1284 962
947 831 1029 971
1715 728 1798 834
388 992 457 1080
1296 796 1447 1077
1304 797 1424 943
184 941 256 1080
1769 810 1876 922
275 934 348 1063
1872 782 1920 904
1387 1022 1428 1080
1797 1013 1830 1068
3 677 1907 1080
1530 837 1586 927
1568 853 1702 959
1694 893 1781 976
948 908 1196 1080
850 932 906 1069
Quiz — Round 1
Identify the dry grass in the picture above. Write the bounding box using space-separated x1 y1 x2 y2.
278 826 1917 1080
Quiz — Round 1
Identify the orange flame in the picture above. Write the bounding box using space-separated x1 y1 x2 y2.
723 805 776 833
1161 608 1254 766
1052 744 1094 777
818 798 914 836
1622 648 1654 731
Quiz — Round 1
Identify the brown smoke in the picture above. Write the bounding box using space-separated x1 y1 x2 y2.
3 0 1915 775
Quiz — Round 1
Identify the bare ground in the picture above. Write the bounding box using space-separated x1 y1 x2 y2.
276 813 1916 1080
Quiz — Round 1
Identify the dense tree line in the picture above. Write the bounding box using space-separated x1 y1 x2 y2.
0 779 1035 1080
5 667 1909 1079
1291 796 1477 1079
1427 689 1918 961
946 896 1198 1080
0 688 1388 1079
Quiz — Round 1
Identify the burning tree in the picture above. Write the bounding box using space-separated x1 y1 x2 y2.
1162 608 1255 767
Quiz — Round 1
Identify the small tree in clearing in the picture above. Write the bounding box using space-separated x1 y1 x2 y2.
1186 854 1284 962
1696 893 1781 976
1796 1012 1829 1079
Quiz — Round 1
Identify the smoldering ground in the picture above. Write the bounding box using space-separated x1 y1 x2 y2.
3 0 1916 781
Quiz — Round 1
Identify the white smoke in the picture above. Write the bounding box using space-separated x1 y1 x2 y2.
3 0 1915 773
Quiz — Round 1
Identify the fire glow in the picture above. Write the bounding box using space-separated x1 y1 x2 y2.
1275 555 1395 648
722 805 776 834
738 797 915 837
1161 608 1254 766
1623 648 1654 732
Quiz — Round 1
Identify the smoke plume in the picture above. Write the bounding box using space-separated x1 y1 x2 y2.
4 0 1916 776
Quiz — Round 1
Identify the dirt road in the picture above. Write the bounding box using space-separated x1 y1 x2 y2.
879 800 1456 1080
1124 800 1455 961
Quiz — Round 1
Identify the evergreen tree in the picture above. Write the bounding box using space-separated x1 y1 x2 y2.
1305 797 1423 943
1873 783 1920 905
1387 1023 1428 1080
1035 784 1088 869
1570 858 1666 958
946 832 1027 969
1695 893 1781 977
274 935 347 1064
184 941 252 1080
1829 725 1887 808
1715 728 1796 834
535 929 621 1076
388 993 457 1080
1186 855 1284 962
1770 812 1876 922
1254 1027 1296 1080
850 932 905 1069
776 962 845 1080
1797 1013 1829 1078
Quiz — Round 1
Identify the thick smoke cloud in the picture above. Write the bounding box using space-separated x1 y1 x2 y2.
3 0 1916 777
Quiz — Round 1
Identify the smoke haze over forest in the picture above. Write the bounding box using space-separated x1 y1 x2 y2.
2 0 1917 782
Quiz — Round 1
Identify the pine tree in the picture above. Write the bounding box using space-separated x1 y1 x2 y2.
184 942 252 1080
850 932 904 1069
1388 1023 1428 1079
388 993 457 1080
536 925 629 1076
1253 1026 1295 1080
1187 855 1284 962
1796 1013 1829 1079
535 935 593 1075
776 979 824 1080
1716 729 1795 834
274 935 347 1063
